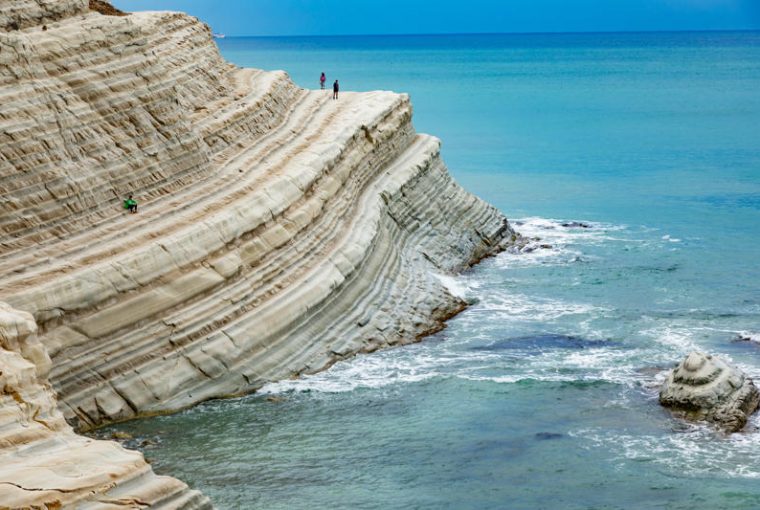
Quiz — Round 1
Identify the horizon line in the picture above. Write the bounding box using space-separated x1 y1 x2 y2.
215 28 760 39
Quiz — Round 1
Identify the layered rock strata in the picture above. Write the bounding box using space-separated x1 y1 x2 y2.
660 351 760 432
0 304 212 508
0 2 518 506
0 5 517 432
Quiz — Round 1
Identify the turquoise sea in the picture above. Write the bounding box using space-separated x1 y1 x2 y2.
108 32 760 509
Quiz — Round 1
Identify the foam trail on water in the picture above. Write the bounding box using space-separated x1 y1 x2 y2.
259 216 690 396
497 217 639 269
575 418 760 480
465 292 605 323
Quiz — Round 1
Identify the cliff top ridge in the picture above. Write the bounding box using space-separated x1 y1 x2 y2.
89 0 126 17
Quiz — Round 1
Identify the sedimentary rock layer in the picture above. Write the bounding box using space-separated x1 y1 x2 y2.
0 4 518 507
660 351 760 432
0 5 518 435
0 304 212 508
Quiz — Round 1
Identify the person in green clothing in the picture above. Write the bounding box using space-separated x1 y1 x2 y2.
124 194 138 213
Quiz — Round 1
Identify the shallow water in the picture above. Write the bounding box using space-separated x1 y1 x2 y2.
106 32 760 509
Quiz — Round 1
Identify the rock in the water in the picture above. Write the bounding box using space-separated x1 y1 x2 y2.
659 351 760 432
733 332 758 344
561 221 591 229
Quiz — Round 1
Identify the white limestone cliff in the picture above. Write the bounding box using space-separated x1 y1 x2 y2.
0 0 520 507
0 303 212 508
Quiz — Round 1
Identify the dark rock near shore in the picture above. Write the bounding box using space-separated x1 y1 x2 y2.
520 243 553 253
561 221 592 229
732 333 757 344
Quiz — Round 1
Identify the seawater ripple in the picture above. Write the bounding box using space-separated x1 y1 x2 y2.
108 31 760 508
574 414 760 480
262 216 756 398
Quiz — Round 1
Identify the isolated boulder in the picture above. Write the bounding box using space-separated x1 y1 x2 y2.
659 351 759 432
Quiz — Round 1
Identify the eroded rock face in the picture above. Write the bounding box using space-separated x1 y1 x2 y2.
0 302 51 378
0 302 213 509
0 4 519 432
659 351 760 432
0 0 87 31
0 0 518 505
89 0 127 16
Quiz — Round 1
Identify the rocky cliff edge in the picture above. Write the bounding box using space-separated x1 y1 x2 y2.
0 1 518 507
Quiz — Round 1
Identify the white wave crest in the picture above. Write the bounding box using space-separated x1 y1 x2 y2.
737 331 760 343
642 325 700 354
259 345 461 394
434 273 471 300
465 291 606 323
512 217 627 241
497 217 630 269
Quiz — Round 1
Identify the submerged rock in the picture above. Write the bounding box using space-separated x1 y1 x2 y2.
472 334 606 353
659 352 760 432
534 432 564 440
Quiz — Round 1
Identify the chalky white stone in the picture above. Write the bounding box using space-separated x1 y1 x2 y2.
0 303 212 508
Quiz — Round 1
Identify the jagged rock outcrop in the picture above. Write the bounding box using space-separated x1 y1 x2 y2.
659 351 760 432
0 304 212 509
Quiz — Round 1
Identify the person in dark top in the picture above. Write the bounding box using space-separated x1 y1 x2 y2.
320 72 326 90
124 194 138 214
333 79 339 100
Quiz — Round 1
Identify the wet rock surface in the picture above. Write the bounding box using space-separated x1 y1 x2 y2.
659 351 760 432
561 221 591 229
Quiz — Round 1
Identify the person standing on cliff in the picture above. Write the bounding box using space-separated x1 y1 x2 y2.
320 72 326 90
333 79 339 100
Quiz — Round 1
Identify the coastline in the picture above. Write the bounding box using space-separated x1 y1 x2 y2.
106 25 760 510
0 1 519 506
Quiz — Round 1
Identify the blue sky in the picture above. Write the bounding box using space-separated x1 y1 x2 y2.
112 0 760 36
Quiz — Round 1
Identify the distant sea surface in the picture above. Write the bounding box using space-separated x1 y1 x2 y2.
108 32 760 509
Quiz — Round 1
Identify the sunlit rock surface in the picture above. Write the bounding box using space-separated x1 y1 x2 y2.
660 351 760 432
0 303 212 508
0 0 518 506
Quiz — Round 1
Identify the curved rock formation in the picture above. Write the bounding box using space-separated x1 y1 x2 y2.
659 351 760 432
0 304 211 508
0 3 517 432
0 1 519 505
